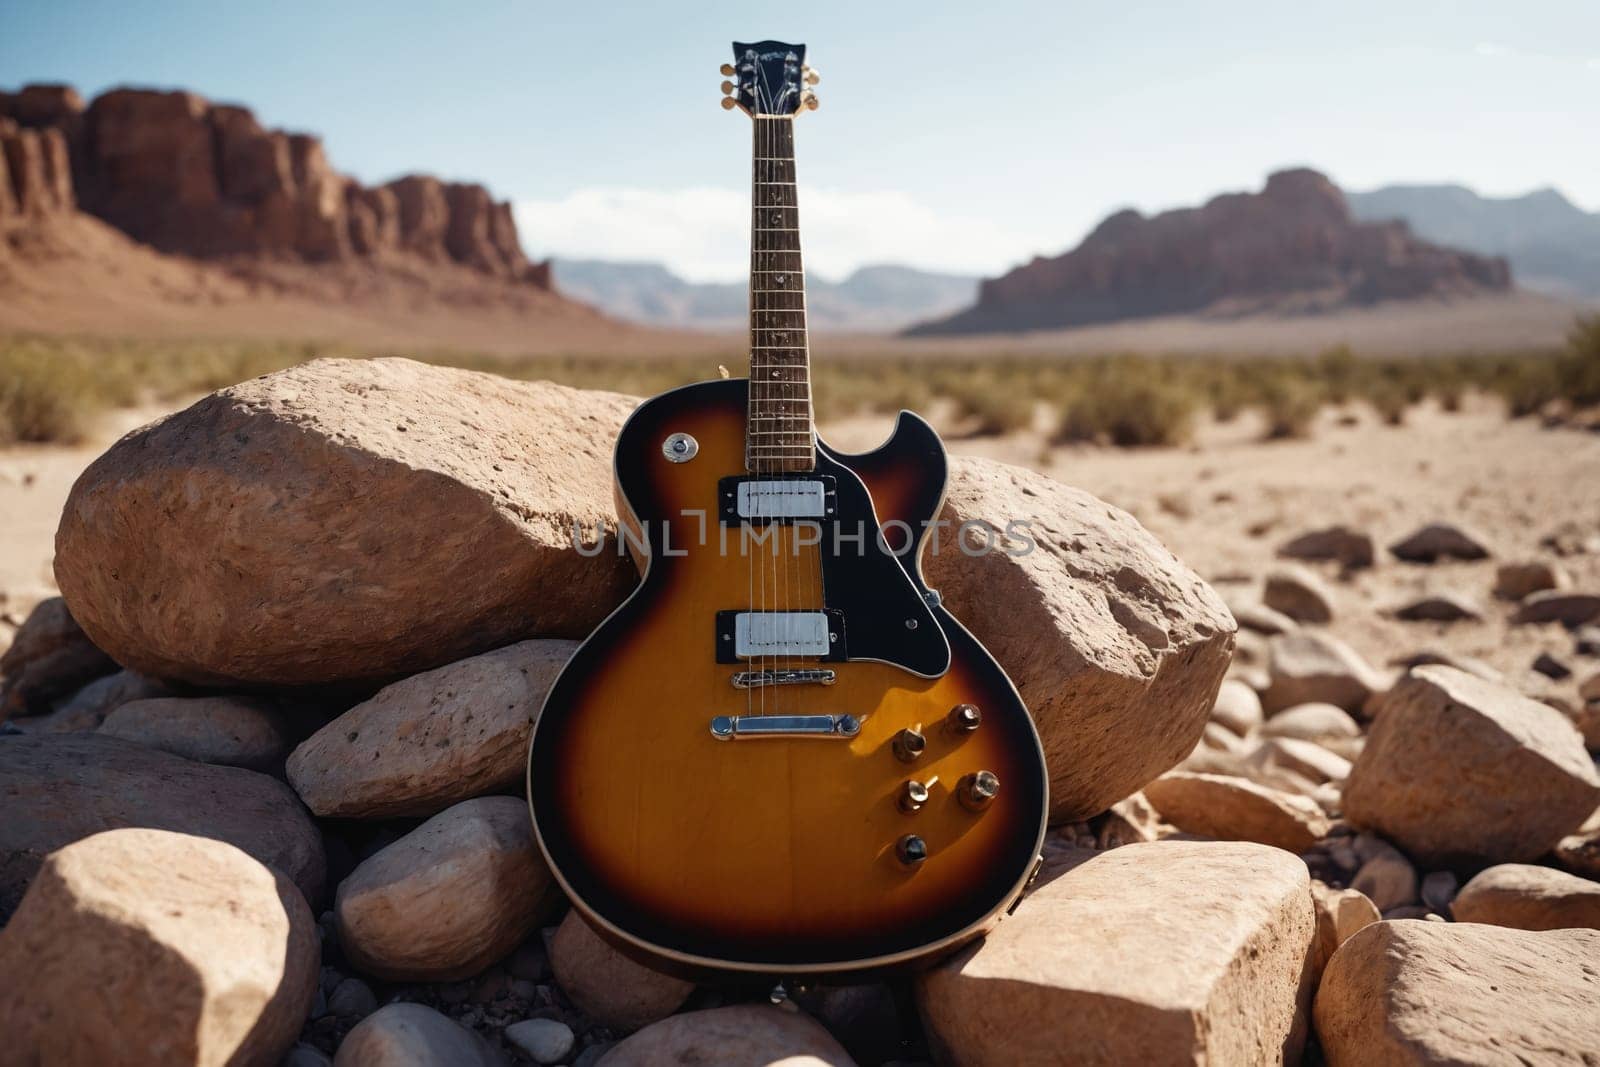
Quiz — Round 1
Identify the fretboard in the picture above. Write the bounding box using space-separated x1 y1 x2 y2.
747 117 815 473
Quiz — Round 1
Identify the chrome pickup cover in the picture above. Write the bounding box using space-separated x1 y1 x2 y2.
736 479 828 519
733 611 831 658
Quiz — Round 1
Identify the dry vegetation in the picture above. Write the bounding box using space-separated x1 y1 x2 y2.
2 315 1598 448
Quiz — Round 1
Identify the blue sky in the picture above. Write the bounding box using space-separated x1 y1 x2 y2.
3 1 1596 281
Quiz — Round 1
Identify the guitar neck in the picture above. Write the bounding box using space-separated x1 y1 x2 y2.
746 116 815 473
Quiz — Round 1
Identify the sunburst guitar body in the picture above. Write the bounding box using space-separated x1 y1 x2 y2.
526 40 1048 981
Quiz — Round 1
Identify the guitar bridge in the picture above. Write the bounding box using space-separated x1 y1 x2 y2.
731 668 836 688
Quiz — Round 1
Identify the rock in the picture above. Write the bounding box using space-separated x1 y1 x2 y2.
1388 521 1491 563
1393 591 1482 622
1420 870 1459 914
1278 525 1376 570
100 695 291 770
1451 863 1600 930
505 1018 575 1064
1534 650 1574 680
1495 560 1566 601
1575 625 1600 656
1262 564 1336 624
913 168 1509 336
386 175 450 258
1309 881 1380 970
549 909 693 1032
1259 702 1360 743
0 733 324 915
1227 598 1299 636
334 1003 506 1067
1260 631 1387 714
335 796 557 981
1314 921 1600 1064
1144 772 1329 852
54 358 639 687
1515 590 1600 627
25 667 172 733
0 596 116 718
1391 647 1502 681
804 984 901 1065
601 1005 854 1067
0 828 317 1066
921 456 1236 820
1341 666 1600 865
1351 840 1419 911
1097 791 1174 849
284 1045 333 1067
1210 678 1264 736
1199 720 1248 755
287 639 575 818
917 840 1315 1066
1554 826 1600 879
1249 737 1352 785
327 976 378 1020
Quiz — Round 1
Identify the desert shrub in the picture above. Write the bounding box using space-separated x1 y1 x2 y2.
946 371 1035 437
1256 375 1321 439
1054 363 1198 447
0 345 97 443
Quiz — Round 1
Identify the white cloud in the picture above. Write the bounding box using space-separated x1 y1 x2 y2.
514 186 1039 283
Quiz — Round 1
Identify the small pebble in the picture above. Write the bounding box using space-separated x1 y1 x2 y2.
505 1018 577 1064
328 976 378 1020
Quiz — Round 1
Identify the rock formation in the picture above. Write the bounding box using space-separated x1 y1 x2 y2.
0 83 548 285
910 168 1512 335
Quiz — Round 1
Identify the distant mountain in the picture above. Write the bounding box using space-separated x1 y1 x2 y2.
909 169 1510 336
552 260 978 333
1348 184 1600 298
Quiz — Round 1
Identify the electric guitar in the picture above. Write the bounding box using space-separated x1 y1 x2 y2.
527 41 1048 980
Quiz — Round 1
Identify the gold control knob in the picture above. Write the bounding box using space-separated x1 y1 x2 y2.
898 780 930 814
895 834 928 867
720 63 736 76
947 704 982 732
892 726 926 763
959 770 1000 811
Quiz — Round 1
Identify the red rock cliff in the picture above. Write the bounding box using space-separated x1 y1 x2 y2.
0 83 546 286
909 168 1512 335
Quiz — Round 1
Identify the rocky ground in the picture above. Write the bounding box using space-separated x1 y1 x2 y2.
0 357 1598 1066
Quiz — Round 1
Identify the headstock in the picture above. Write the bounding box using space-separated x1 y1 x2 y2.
720 40 819 117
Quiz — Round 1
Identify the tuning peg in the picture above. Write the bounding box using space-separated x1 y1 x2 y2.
803 67 820 85
802 92 819 111
720 80 735 95
720 63 736 76
720 97 738 111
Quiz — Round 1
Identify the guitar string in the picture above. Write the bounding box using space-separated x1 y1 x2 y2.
745 83 757 726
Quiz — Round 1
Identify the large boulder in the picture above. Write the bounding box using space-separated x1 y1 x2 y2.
1341 666 1600 865
100 695 291 770
54 358 638 687
287 639 575 818
601 1005 856 1066
0 733 324 915
1144 772 1329 852
1451 863 1600 930
923 457 1236 820
1314 921 1600 1064
916 840 1315 1066
0 828 317 1067
334 796 557 982
550 909 694 1032
0 596 117 718
334 1003 506 1067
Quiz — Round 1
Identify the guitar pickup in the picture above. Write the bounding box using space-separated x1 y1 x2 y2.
716 610 845 663
719 474 836 525
710 714 861 740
